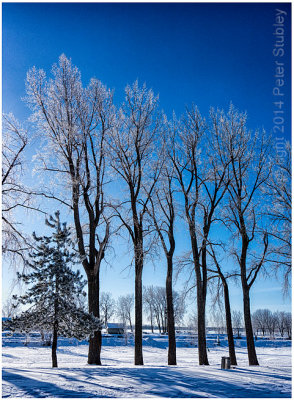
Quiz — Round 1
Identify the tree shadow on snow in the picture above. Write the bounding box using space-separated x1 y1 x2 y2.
2 366 291 398
2 353 19 359
2 370 113 398
75 366 291 398
231 367 292 382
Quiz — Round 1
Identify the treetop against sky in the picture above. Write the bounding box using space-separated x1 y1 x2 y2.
2 2 291 315
3 3 291 136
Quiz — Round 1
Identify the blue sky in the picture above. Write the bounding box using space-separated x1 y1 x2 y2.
2 3 291 318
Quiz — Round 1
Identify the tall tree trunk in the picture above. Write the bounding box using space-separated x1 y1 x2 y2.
52 273 59 368
197 290 209 365
243 287 259 365
87 272 102 365
134 260 144 365
198 244 209 365
166 256 176 365
52 322 58 368
240 234 259 366
190 228 209 366
222 278 237 365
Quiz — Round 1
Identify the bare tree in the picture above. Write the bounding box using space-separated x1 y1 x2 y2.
152 286 166 333
210 306 226 335
143 285 185 342
146 141 178 364
100 292 116 328
25 55 113 364
265 141 291 294
108 81 163 365
187 311 198 333
169 108 207 363
207 245 238 365
252 309 277 338
2 113 33 263
284 312 291 339
252 309 267 337
269 312 278 338
263 309 275 337
232 310 243 338
116 294 134 332
173 291 186 327
170 107 231 365
2 297 21 319
275 311 287 337
143 286 155 333
221 105 271 365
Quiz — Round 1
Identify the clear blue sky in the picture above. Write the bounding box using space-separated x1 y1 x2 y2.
2 3 291 318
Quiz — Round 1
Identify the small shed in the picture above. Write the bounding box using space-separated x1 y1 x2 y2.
107 323 125 335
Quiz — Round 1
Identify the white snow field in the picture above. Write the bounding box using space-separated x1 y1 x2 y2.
2 333 291 398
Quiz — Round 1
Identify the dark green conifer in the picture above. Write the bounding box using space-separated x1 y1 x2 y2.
5 212 101 368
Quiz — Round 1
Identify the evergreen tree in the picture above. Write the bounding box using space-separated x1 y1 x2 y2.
4 212 101 368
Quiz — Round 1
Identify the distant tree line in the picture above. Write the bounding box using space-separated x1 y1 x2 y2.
99 286 186 335
252 309 291 339
2 54 291 368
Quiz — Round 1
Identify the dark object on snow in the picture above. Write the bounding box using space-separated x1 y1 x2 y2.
221 356 231 369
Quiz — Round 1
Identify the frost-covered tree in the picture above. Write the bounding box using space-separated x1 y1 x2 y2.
2 297 21 319
143 285 185 340
25 55 112 364
2 113 32 263
210 307 226 335
284 312 291 339
187 311 198 333
116 294 134 332
143 286 155 333
252 309 276 337
265 142 291 294
275 311 288 337
221 106 271 365
100 292 116 328
232 310 243 338
168 108 207 364
169 107 231 365
252 309 279 338
146 134 178 364
207 245 238 365
108 81 163 364
173 291 186 327
4 212 101 368
152 286 167 333
143 286 164 333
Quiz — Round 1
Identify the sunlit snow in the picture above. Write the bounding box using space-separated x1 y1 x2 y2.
2 332 291 398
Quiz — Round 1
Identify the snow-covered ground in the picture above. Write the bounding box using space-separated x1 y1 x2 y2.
2 333 291 398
